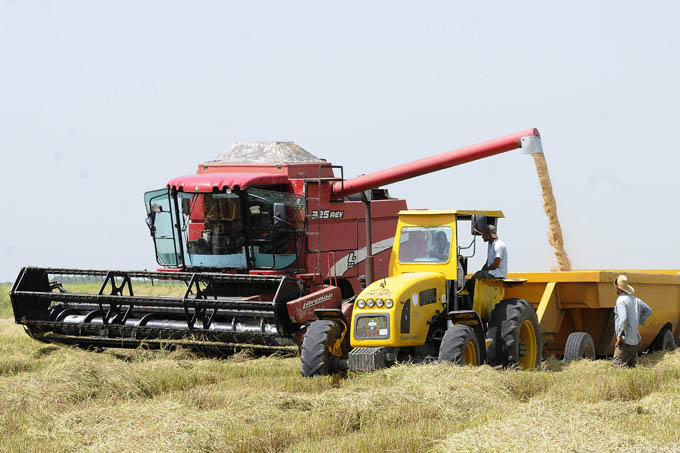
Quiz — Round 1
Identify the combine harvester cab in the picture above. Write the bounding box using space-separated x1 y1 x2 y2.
10 131 548 353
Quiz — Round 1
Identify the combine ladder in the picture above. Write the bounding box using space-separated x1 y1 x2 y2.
303 164 344 276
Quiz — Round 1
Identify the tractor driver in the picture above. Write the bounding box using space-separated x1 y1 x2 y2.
463 224 508 308
480 224 507 278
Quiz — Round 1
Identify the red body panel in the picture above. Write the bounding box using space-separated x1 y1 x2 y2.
287 286 342 324
167 172 289 192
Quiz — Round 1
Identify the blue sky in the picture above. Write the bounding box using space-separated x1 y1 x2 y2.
1 1 678 281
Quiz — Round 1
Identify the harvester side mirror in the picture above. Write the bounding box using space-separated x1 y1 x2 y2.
145 211 156 234
181 198 191 215
273 202 286 227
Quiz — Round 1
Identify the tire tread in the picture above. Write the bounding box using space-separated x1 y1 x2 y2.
438 324 479 364
300 320 340 377
563 331 595 363
486 298 542 368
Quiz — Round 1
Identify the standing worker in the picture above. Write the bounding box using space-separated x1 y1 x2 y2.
612 274 652 367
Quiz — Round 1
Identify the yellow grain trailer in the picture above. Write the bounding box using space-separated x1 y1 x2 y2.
504 270 680 360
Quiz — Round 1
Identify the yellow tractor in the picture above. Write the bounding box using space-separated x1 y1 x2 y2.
300 209 542 375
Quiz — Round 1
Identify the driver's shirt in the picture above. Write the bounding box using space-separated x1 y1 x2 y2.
487 239 508 278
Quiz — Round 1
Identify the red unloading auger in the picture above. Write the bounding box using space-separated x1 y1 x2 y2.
332 128 543 284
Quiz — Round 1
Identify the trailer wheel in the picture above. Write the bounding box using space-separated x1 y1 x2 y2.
563 332 596 363
650 328 676 352
438 324 480 365
300 320 345 377
486 298 542 369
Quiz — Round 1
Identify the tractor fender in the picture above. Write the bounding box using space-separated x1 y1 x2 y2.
314 308 351 357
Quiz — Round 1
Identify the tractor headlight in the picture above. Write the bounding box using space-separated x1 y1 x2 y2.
385 299 394 308
366 298 375 308
357 299 366 309
376 298 384 308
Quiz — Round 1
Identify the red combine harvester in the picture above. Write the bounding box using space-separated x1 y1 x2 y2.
10 129 543 353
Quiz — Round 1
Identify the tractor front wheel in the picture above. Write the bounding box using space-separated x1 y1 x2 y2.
486 298 542 369
300 320 346 377
438 324 481 365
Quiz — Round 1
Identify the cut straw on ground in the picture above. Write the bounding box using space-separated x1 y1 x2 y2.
2 315 680 452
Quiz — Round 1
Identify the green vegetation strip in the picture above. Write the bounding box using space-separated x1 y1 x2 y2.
0 284 12 318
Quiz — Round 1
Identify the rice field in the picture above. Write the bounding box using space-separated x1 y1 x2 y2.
1 283 680 452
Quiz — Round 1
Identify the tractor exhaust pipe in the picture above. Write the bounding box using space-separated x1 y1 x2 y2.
332 128 542 197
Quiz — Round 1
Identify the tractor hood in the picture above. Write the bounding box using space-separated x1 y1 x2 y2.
361 272 446 303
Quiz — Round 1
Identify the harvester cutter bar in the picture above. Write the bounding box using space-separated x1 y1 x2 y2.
37 301 277 319
23 320 287 346
11 291 279 312
21 330 298 355
20 267 288 284
10 267 305 351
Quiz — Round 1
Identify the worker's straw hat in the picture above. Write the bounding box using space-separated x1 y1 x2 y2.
614 274 635 295
486 224 498 239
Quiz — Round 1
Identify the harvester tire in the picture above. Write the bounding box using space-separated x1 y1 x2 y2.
438 324 480 365
650 328 676 352
300 320 344 377
486 298 542 369
563 332 596 363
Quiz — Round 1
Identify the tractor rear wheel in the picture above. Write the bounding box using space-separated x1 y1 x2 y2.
300 320 345 377
438 324 481 365
650 328 676 352
563 332 596 363
486 298 542 369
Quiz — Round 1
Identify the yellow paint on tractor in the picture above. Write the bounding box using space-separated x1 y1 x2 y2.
350 272 446 348
463 340 478 365
472 278 504 319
